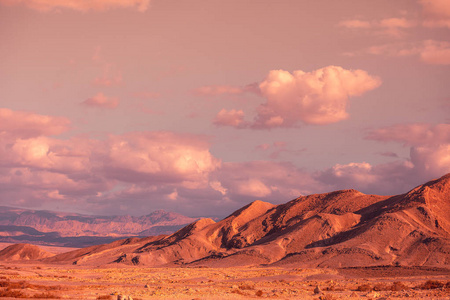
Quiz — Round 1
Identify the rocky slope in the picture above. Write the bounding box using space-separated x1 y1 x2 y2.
8 174 450 268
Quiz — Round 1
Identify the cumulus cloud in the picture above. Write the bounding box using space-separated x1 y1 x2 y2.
420 0 450 28
102 131 221 188
0 0 151 12
81 92 119 109
253 66 381 128
213 109 247 128
0 108 70 138
211 66 380 129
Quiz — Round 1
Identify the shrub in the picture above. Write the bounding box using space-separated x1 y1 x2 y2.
391 281 408 291
96 295 112 300
356 284 372 292
239 284 255 290
0 288 26 298
372 283 388 291
32 292 61 299
255 290 263 297
418 280 444 290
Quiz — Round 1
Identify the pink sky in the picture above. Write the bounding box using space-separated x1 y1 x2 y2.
0 0 449 217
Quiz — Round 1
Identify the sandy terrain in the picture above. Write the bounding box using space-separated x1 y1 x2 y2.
0 262 448 299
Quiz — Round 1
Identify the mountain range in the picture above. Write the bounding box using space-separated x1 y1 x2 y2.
0 207 196 247
17 173 447 268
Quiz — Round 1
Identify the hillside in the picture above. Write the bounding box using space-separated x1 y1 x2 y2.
0 243 54 261
7 174 450 268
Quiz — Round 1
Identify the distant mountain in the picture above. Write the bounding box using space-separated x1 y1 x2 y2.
41 173 450 268
0 207 197 247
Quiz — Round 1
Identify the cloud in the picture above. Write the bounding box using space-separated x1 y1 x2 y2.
0 0 151 12
420 0 450 28
353 40 450 65
338 19 372 29
0 109 224 215
420 40 450 65
253 66 381 128
216 161 324 203
193 83 259 97
102 131 221 188
366 123 450 146
211 66 380 129
338 17 416 37
0 108 70 138
319 123 450 194
81 92 119 109
213 109 247 128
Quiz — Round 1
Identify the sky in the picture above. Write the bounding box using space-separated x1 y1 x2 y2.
0 0 449 217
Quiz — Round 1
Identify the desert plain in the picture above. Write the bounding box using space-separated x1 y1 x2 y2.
0 258 449 299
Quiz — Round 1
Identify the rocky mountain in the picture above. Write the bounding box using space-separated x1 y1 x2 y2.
6 174 450 268
0 208 196 247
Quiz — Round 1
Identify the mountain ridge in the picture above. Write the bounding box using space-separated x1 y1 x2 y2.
4 174 450 268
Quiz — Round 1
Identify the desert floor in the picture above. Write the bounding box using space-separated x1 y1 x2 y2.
0 262 449 299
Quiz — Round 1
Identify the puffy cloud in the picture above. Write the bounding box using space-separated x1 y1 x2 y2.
81 92 119 109
235 179 272 198
0 108 70 138
420 0 450 28
213 109 247 128
254 66 381 128
211 66 380 129
0 0 151 12
366 123 450 146
102 131 221 188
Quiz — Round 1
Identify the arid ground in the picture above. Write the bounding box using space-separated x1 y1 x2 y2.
0 261 449 299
